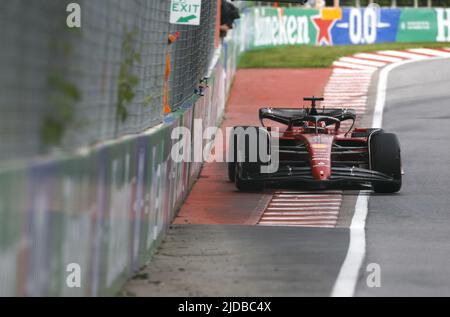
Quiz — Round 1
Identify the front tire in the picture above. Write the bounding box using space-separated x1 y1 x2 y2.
370 133 402 194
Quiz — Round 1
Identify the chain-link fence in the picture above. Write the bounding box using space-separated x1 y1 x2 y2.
168 0 218 109
0 0 219 162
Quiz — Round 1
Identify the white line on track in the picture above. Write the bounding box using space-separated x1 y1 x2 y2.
329 77 372 81
274 194 341 196
332 68 374 74
324 92 367 96
331 55 450 297
267 207 340 211
338 57 387 67
333 61 379 71
258 223 336 228
408 48 450 57
376 50 427 60
372 58 425 128
261 216 339 220
270 203 341 207
353 53 403 63
264 212 339 216
272 198 342 201
326 83 371 86
260 190 343 227
331 192 369 297
327 84 371 87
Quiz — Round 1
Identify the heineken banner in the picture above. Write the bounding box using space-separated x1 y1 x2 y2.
241 7 450 49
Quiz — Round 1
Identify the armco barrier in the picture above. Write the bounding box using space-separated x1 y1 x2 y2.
0 46 228 297
240 7 450 49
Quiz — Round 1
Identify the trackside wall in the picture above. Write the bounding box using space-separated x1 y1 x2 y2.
0 40 240 296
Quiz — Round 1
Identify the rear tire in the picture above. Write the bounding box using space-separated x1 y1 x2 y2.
370 133 402 194
235 162 264 192
227 126 254 182
228 163 236 182
229 126 269 192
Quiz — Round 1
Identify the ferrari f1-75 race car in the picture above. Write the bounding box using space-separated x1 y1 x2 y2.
228 97 402 193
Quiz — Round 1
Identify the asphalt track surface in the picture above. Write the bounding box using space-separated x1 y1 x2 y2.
123 59 450 297
123 225 348 296
356 58 450 296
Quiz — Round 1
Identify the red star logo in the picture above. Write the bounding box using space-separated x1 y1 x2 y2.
312 16 336 46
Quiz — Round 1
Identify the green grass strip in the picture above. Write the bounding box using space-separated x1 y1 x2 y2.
239 42 450 68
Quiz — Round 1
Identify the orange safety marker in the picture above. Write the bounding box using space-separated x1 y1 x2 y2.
164 32 180 114
216 0 221 48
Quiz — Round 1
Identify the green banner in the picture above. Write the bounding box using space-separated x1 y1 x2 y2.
397 8 438 42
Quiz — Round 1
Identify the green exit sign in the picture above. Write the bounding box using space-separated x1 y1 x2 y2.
170 0 202 26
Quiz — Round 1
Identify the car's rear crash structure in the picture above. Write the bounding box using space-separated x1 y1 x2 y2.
228 97 402 193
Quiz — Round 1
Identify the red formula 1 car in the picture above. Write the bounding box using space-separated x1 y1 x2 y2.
228 97 402 193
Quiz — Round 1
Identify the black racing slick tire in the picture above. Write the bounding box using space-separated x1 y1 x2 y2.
229 126 270 192
370 133 402 194
235 162 264 192
228 163 236 182
227 126 254 182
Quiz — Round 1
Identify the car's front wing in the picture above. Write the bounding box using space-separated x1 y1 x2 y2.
246 166 393 184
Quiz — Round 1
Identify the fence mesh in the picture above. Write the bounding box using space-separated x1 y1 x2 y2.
0 0 219 162
169 1 218 109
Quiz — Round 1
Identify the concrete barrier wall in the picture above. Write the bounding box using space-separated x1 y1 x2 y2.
0 44 232 297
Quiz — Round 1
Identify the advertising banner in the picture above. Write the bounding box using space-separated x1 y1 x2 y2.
244 7 450 49
331 8 401 45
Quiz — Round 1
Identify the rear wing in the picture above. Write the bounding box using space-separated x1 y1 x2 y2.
259 107 357 127
259 108 308 126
